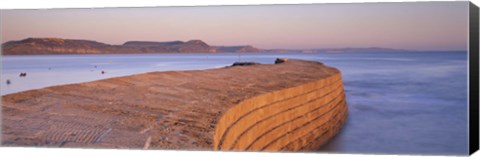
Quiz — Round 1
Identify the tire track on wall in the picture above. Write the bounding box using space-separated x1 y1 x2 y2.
43 120 112 146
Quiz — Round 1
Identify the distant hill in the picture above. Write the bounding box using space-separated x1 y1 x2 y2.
315 47 414 53
1 38 263 55
122 40 216 53
2 38 125 55
213 45 262 52
266 47 414 53
1 37 416 55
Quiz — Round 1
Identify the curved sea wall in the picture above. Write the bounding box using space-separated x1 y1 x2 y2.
214 72 347 151
2 59 347 150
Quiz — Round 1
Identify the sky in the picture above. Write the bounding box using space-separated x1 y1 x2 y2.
0 2 469 51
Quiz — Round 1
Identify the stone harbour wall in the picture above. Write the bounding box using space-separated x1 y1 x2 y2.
213 72 348 151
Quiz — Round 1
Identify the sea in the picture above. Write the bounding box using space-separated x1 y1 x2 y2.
0 52 468 155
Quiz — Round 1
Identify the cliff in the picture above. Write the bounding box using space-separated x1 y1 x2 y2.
1 59 347 151
1 38 263 55
2 38 126 55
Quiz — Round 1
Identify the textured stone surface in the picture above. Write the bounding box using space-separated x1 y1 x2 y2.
2 59 346 151
213 72 347 151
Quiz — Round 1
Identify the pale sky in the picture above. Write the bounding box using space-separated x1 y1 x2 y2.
0 2 469 51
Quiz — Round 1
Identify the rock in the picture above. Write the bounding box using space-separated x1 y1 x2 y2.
275 58 288 64
231 62 260 67
19 72 27 77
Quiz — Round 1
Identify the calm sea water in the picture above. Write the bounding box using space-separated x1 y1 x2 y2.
0 52 468 155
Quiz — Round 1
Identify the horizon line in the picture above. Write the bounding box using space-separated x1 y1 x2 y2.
2 37 468 52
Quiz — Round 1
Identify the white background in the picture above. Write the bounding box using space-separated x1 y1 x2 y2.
1 0 479 157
